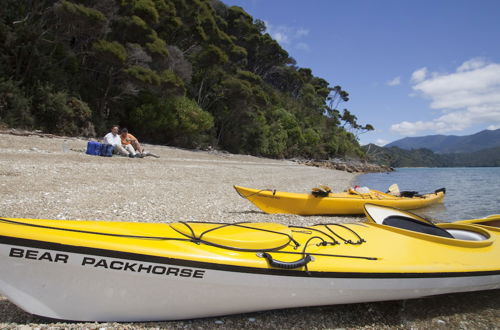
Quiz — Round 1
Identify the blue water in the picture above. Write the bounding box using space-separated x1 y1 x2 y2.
355 167 500 222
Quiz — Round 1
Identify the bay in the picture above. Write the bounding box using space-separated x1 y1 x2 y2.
355 167 500 222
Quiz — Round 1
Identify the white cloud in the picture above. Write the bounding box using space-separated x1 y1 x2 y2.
295 28 309 38
295 42 310 52
387 76 401 86
488 124 500 130
375 139 389 146
411 67 428 83
391 58 500 136
264 21 310 52
391 119 459 136
457 57 487 72
272 32 289 44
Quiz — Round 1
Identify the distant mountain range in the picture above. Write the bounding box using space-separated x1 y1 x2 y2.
363 128 500 167
364 144 500 168
385 129 500 153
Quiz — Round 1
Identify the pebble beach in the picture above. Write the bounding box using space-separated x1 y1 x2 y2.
0 133 498 329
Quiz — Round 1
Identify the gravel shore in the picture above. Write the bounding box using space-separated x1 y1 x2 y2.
0 133 498 329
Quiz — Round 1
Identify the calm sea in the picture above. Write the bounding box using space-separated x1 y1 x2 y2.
355 167 500 222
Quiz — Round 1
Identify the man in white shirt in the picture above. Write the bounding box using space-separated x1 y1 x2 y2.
103 125 134 157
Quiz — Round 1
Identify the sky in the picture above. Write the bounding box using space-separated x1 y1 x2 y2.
222 0 500 145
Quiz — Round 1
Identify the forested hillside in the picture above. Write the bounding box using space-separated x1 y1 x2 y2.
365 144 500 167
0 0 372 158
364 144 447 167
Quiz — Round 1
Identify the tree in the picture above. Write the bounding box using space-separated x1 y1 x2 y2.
1 0 369 159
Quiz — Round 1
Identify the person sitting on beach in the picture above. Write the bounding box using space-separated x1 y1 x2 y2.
102 125 135 157
120 128 160 158
120 128 143 157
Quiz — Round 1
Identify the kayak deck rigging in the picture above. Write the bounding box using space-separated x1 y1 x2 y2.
0 217 377 266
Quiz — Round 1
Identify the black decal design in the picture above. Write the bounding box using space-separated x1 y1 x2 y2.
166 267 179 276
25 249 38 260
138 263 152 273
95 259 108 268
9 247 24 258
38 252 53 262
110 261 124 270
55 254 69 263
82 257 96 266
152 266 166 275
193 270 205 278
180 269 193 277
123 262 137 272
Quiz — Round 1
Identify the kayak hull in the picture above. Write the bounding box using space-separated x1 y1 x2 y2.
234 185 445 215
1 239 499 321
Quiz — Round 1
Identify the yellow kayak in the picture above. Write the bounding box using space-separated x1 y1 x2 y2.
0 204 499 321
234 185 445 215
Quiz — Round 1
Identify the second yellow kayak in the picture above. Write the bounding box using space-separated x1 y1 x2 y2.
234 185 445 215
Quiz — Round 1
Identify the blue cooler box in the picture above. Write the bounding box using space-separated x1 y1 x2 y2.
100 144 114 157
86 141 102 156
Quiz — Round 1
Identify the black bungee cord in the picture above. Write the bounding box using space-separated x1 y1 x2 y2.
0 217 377 262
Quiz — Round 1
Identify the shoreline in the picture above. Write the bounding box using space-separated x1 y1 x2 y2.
0 134 499 329
296 159 393 173
0 128 391 174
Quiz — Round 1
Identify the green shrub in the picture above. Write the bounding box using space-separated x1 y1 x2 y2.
58 0 106 23
130 94 213 147
146 32 169 57
128 0 160 24
92 40 127 64
33 84 93 136
0 79 34 128
197 45 228 67
124 65 161 85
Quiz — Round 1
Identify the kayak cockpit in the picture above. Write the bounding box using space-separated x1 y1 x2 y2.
364 204 492 246
444 228 488 241
381 215 453 239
